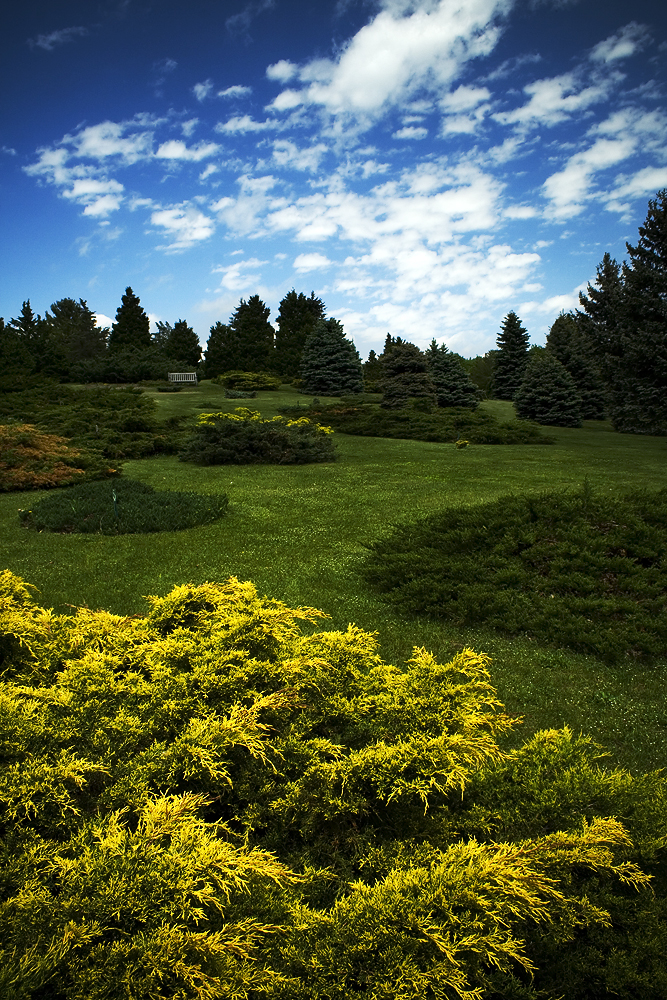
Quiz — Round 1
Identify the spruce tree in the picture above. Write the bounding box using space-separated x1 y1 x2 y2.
153 321 172 351
0 317 36 383
274 290 325 377
299 318 364 395
228 295 274 372
546 312 606 420
425 339 480 409
514 352 582 427
165 319 202 368
45 298 107 362
380 341 437 410
203 322 239 377
108 287 151 352
363 350 383 389
492 311 530 400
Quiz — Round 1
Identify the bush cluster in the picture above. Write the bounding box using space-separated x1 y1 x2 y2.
179 407 336 465
0 572 664 999
0 382 186 461
18 478 228 534
0 424 117 491
288 403 552 445
362 484 667 662
211 370 282 391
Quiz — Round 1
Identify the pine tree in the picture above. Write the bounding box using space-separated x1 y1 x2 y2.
45 298 108 362
108 287 151 352
228 295 274 372
363 349 383 389
299 318 364 395
380 340 437 410
546 312 606 420
514 352 582 426
492 311 530 400
153 321 172 350
0 317 36 384
425 339 480 409
274 290 325 377
203 322 237 377
165 320 202 368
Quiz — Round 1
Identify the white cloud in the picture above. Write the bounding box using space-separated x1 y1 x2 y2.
293 252 332 271
151 204 216 250
494 72 609 129
266 60 298 82
272 140 328 172
181 118 199 137
267 0 509 126
216 115 278 134
211 257 269 291
199 164 219 181
218 84 252 98
440 85 491 112
28 26 87 51
72 120 156 163
93 313 113 329
609 166 667 204
590 22 649 64
193 79 214 101
211 174 278 234
155 140 220 160
392 126 428 139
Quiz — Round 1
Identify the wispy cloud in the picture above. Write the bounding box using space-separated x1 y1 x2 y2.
218 84 253 98
225 0 275 38
293 252 332 271
151 204 216 250
589 22 649 64
28 26 88 51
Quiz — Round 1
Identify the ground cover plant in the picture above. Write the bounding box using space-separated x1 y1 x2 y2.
285 400 552 445
17 478 228 534
362 483 667 662
0 381 186 461
179 407 336 465
0 570 665 999
211 371 282 391
0 424 116 491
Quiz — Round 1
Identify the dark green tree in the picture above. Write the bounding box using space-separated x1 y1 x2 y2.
153 321 172 350
299 318 364 395
380 340 436 410
582 191 667 434
0 317 36 386
44 298 108 362
203 322 236 378
425 339 481 409
492 312 530 400
461 351 498 398
514 352 582 427
165 320 202 368
108 287 151 352
228 295 274 372
362 349 383 389
9 300 41 352
546 312 606 419
274 290 325 377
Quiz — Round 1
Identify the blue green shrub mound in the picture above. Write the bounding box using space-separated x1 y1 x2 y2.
179 408 336 465
18 478 228 534
362 485 667 662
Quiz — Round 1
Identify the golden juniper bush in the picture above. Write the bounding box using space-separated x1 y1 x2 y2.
1 570 665 999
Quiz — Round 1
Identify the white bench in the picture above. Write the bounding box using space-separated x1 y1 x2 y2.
168 372 198 385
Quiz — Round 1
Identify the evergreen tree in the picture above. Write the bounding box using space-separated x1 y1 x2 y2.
461 351 497 398
108 287 151 352
0 317 36 385
362 349 383 389
9 300 41 352
203 322 237 378
425 339 480 409
44 298 107 362
274 290 325 377
514 352 582 427
601 191 667 434
153 321 172 350
492 311 530 400
546 312 606 419
380 340 437 410
228 295 274 372
165 319 202 368
299 318 364 395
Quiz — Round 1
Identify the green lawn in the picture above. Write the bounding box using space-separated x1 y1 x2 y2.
1 382 666 772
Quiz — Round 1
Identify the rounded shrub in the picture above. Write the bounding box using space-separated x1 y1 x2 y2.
18 478 228 534
179 408 336 465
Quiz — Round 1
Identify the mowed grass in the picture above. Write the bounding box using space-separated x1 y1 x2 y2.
1 382 666 772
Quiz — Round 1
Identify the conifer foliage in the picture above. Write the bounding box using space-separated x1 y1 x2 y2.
425 339 481 409
108 286 151 352
515 351 582 427
492 311 530 400
165 319 202 368
380 338 437 409
228 295 274 372
546 312 606 419
274 289 325 377
299 318 364 395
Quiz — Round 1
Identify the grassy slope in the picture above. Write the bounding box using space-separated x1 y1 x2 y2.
1 382 666 771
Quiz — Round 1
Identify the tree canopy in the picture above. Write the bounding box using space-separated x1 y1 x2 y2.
108 287 151 352
425 339 481 409
492 311 530 400
274 289 325 377
300 318 364 395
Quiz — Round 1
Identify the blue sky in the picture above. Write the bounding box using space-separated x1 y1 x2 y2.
2 0 666 359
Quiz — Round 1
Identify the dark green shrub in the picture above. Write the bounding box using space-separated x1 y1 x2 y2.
18 479 228 534
287 403 552 445
362 484 667 662
179 408 336 465
224 388 257 398
211 371 281 391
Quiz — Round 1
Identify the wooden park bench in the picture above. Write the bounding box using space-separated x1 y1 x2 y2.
168 372 198 386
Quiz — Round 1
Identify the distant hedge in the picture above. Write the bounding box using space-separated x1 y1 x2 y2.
179 408 336 465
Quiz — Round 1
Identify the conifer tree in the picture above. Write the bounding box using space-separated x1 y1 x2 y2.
362 349 383 389
45 298 108 361
591 190 667 434
165 319 202 368
425 339 480 409
514 352 582 426
380 340 437 410
492 311 530 400
274 290 325 377
0 317 36 383
300 318 364 395
153 321 172 350
228 295 274 372
546 312 606 420
108 287 151 352
203 322 237 377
